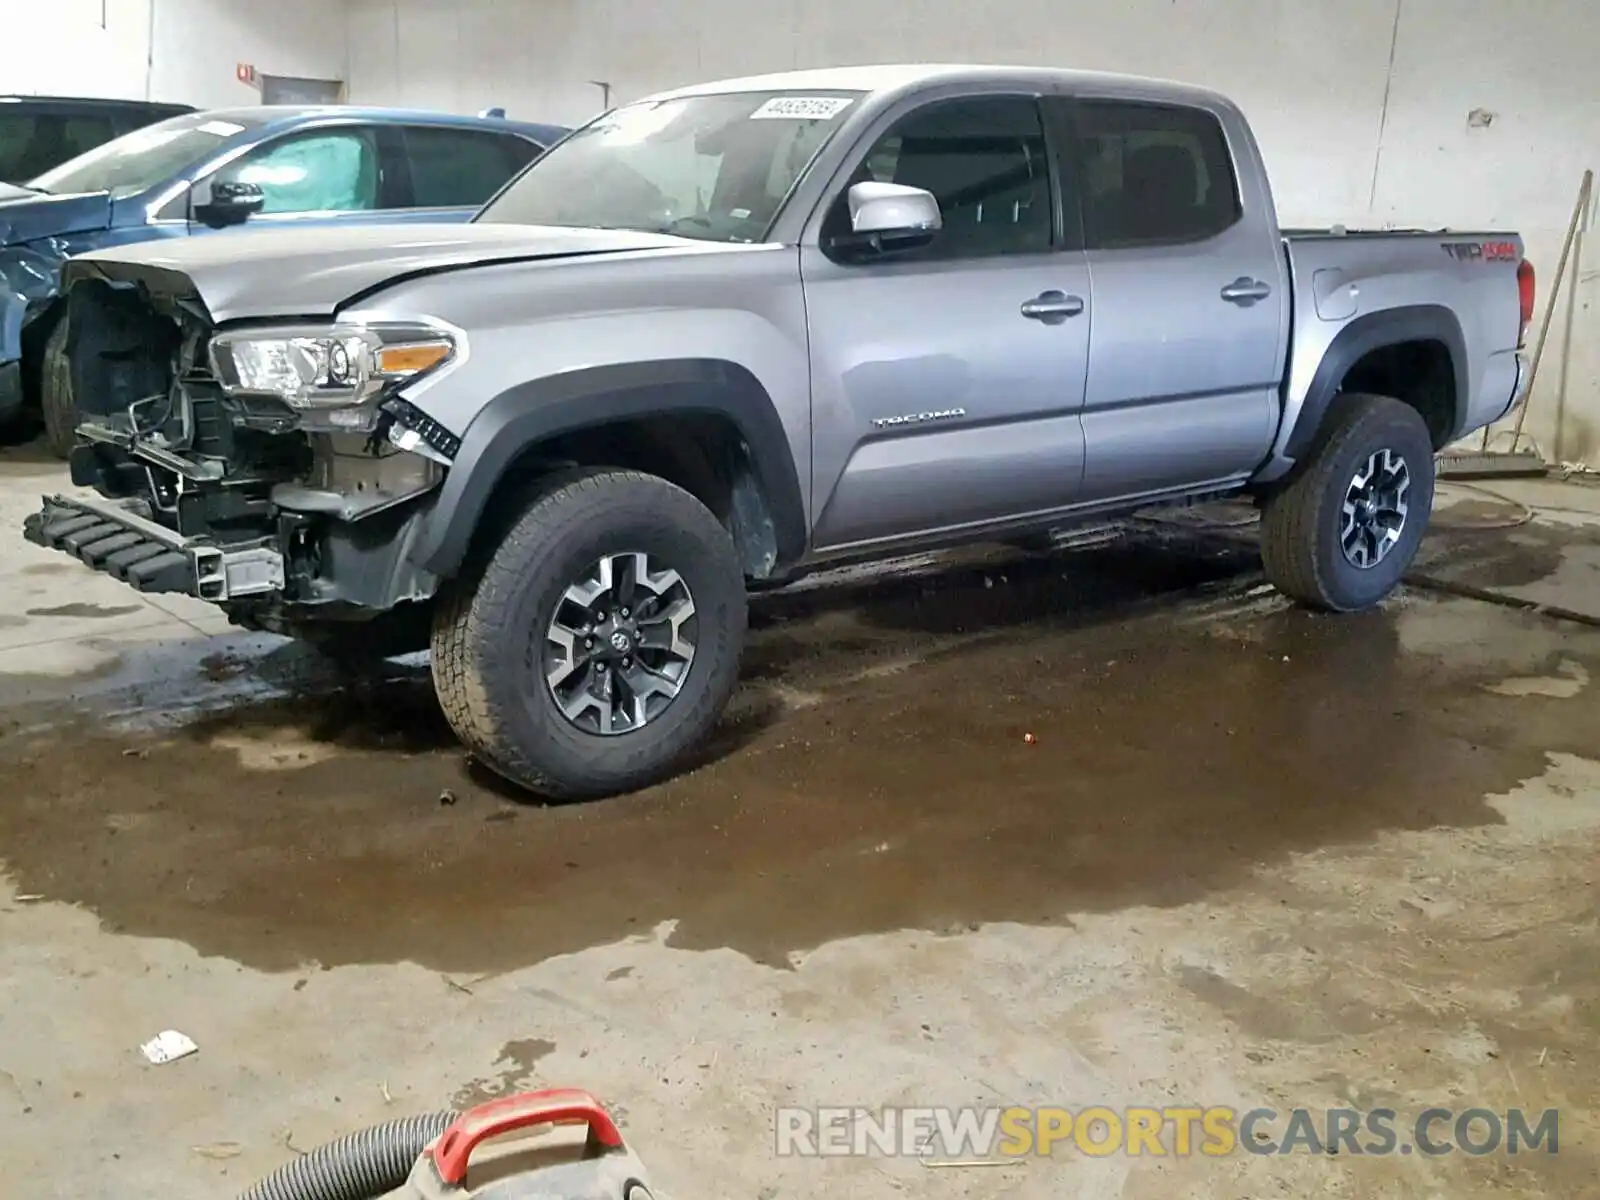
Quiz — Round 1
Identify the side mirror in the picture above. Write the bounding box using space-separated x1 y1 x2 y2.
193 179 266 228
829 181 941 259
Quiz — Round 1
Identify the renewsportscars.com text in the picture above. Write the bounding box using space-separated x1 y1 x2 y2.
774 1105 1560 1159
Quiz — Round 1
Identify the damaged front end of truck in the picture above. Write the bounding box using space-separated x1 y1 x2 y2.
22 259 461 644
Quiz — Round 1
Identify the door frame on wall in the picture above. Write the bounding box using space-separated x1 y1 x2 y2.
258 75 346 105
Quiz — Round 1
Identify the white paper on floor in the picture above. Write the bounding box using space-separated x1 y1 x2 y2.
140 1030 199 1065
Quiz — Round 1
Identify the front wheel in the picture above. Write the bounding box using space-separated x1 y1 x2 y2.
1260 392 1435 612
431 468 747 800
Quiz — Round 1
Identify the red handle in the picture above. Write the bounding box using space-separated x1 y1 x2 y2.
430 1088 625 1186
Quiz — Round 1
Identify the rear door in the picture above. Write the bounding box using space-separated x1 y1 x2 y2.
1059 96 1286 501
390 125 545 222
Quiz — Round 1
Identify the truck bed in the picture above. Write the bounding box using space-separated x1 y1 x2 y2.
1280 227 1517 239
1275 224 1527 463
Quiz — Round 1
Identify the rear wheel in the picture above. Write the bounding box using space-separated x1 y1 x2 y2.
431 468 747 799
1261 392 1434 612
41 319 77 460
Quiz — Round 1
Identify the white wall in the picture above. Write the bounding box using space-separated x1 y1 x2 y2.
371 1 1600 460
5 2 1595 455
0 0 347 110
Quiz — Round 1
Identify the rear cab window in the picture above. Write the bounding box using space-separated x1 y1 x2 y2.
1070 99 1241 249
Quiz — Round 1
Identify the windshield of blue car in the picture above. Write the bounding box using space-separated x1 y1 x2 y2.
476 90 864 242
28 112 268 198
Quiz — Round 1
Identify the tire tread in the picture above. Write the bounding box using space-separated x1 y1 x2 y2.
1260 392 1432 612
41 320 75 460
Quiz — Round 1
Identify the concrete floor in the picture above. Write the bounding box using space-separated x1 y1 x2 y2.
2 435 1599 1198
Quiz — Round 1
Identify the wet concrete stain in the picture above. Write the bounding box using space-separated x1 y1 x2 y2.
1175 964 1385 1043
25 603 144 620
451 1038 558 1108
20 562 76 577
2 526 1599 976
0 615 27 630
1418 511 1600 592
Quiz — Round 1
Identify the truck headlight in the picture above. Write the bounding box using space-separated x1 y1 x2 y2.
208 322 459 430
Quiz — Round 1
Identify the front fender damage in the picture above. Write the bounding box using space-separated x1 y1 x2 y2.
38 267 451 635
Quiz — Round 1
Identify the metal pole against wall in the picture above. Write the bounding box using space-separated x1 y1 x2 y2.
144 0 158 100
1492 169 1593 453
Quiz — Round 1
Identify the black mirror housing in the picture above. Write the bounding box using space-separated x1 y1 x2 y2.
194 179 266 228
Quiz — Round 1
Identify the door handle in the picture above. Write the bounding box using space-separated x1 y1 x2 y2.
1020 290 1085 324
1220 277 1273 305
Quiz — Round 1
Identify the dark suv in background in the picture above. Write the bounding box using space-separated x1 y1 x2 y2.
0 96 196 184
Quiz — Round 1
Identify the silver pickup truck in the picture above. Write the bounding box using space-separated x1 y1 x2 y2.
24 64 1534 799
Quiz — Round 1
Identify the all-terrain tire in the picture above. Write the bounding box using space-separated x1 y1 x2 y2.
40 318 77 460
431 468 747 800
1260 392 1435 612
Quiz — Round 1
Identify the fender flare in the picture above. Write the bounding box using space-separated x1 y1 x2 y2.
1282 304 1468 459
408 358 807 578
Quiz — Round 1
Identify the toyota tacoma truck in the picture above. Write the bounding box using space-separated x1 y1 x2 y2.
22 65 1535 799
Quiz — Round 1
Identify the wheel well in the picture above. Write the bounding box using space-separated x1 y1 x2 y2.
17 301 64 411
1339 338 1457 449
481 413 782 580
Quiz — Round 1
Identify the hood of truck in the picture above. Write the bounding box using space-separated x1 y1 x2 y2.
0 188 114 247
64 222 721 322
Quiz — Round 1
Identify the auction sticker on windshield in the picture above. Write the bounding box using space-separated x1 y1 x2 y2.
750 96 854 120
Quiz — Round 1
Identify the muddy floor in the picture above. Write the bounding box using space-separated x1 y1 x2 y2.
2 477 1600 1197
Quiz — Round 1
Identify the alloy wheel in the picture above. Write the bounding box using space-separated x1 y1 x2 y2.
544 551 698 735
1340 448 1411 569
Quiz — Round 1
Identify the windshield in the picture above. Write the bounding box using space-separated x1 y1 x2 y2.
477 90 863 242
29 112 265 198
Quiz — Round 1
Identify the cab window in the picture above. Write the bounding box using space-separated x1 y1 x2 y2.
1073 100 1241 248
823 95 1055 260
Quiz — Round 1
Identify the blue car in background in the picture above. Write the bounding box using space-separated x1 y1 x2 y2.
0 105 568 454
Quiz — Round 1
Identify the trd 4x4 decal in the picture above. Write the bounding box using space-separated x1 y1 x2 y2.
1441 240 1518 262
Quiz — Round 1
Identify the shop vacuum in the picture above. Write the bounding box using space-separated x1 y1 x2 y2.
238 1088 655 1200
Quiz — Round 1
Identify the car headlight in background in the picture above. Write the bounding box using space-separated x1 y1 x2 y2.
208 321 460 431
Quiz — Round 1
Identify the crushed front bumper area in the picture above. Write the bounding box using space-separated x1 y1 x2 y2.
22 493 284 601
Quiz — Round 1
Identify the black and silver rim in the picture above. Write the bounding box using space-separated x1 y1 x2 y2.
544 552 698 735
1340 448 1411 569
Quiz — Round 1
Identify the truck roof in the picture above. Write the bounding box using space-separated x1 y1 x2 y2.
650 63 1231 109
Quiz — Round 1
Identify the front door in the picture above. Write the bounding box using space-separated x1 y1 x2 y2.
802 92 1091 552
1063 97 1286 502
